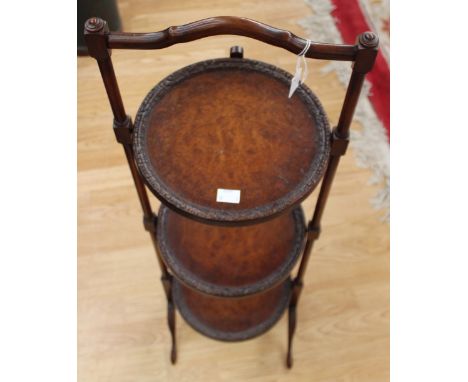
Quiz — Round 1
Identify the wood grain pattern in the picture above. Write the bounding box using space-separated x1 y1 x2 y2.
133 57 330 223
157 205 305 297
78 0 389 380
173 279 291 341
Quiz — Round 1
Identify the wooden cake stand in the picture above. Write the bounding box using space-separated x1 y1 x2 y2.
84 16 378 368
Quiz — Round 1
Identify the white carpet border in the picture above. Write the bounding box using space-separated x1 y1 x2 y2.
299 0 390 220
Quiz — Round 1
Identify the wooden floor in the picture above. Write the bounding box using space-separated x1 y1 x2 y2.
78 0 389 381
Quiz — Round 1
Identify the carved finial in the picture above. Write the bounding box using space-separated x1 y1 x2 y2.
85 17 105 33
359 31 379 48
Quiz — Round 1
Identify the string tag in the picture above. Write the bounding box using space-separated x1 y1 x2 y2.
289 39 311 98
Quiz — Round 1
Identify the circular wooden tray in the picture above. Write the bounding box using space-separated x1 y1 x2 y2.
133 58 330 224
157 204 305 297
173 278 291 342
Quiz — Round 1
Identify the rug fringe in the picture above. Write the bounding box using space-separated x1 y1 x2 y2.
300 0 390 221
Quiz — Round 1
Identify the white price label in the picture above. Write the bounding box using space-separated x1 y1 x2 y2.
216 188 241 204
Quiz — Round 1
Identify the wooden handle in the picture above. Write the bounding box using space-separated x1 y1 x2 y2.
106 16 357 61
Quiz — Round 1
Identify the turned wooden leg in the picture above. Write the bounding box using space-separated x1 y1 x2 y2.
161 274 177 364
287 302 297 368
287 279 303 369
167 298 177 364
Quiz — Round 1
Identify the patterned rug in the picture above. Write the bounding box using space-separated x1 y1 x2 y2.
300 0 390 219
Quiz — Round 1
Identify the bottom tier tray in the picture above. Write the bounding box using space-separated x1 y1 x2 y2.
173 278 291 341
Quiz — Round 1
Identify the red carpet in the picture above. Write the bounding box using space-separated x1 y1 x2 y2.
331 0 390 139
301 0 390 217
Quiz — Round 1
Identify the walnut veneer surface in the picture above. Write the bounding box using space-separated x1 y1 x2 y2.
134 58 329 223
157 204 305 296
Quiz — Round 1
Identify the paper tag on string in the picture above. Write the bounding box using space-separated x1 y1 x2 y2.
288 66 302 98
288 39 311 98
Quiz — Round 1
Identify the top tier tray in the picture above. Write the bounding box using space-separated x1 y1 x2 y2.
133 57 330 224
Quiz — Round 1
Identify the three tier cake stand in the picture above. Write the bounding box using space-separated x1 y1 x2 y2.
84 16 378 368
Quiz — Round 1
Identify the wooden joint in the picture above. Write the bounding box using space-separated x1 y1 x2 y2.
230 46 244 58
307 224 321 240
330 130 349 157
143 213 158 233
84 17 111 61
161 273 173 299
161 273 172 285
290 279 304 306
292 279 303 292
113 116 133 145
352 31 379 74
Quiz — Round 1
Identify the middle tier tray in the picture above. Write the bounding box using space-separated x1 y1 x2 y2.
157 204 306 297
